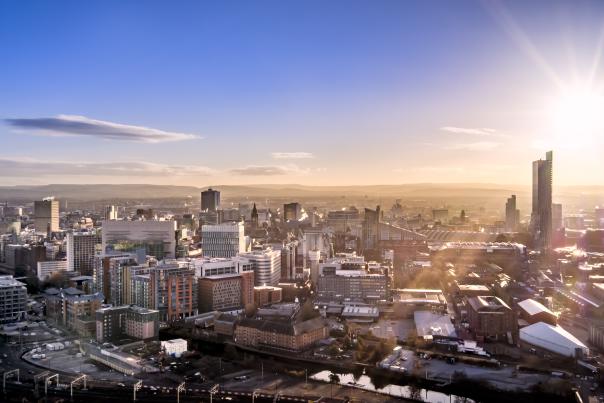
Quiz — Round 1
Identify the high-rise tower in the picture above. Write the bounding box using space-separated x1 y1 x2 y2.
531 151 553 250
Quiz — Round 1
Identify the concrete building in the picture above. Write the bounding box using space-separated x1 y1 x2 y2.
240 248 281 286
0 275 27 323
34 198 59 234
37 260 69 281
101 220 177 260
466 295 516 342
67 230 101 275
201 222 246 258
317 266 387 302
201 188 221 212
531 151 553 250
95 305 159 343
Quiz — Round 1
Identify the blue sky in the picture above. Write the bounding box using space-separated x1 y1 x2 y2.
2 0 604 186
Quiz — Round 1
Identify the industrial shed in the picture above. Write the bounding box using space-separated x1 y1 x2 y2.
519 322 588 358
517 298 557 325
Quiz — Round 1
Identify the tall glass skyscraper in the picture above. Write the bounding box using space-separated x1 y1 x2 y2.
531 151 553 250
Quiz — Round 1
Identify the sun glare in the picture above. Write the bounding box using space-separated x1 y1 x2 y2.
550 86 604 147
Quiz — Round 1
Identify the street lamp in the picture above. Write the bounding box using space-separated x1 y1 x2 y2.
70 374 87 400
2 369 19 393
177 382 185 403
133 380 142 402
252 389 260 403
209 384 219 403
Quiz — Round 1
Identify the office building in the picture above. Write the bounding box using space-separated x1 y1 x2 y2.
362 206 381 250
531 151 553 250
105 205 118 220
191 256 252 278
0 275 27 323
201 222 246 258
505 195 520 232
102 219 177 260
283 202 301 222
34 198 59 234
240 248 281 286
317 266 388 302
198 271 254 313
201 188 220 212
67 230 101 275
95 305 159 343
37 260 69 281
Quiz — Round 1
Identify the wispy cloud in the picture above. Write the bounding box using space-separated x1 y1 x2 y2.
0 157 214 176
271 152 314 160
446 141 502 151
229 164 309 176
440 126 499 136
4 115 199 143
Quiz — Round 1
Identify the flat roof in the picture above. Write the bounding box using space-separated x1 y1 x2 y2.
517 298 555 317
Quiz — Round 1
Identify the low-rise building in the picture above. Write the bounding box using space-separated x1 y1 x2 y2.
234 316 327 353
517 298 557 326
161 338 188 357
465 295 516 342
96 305 159 343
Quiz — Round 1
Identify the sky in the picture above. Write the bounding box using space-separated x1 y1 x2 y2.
1 0 604 187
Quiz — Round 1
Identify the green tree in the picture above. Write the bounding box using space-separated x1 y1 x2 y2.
328 373 341 398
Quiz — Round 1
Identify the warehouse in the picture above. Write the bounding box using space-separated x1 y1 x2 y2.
519 322 588 358
517 298 557 326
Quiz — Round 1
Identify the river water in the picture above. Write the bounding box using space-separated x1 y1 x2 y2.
311 370 474 402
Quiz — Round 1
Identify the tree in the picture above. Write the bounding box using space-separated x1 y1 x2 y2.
244 303 258 318
300 300 319 321
328 373 341 398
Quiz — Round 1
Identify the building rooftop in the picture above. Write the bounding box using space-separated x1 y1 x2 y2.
467 295 511 311
517 298 555 317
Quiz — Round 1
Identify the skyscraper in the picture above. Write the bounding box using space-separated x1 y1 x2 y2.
67 230 102 275
34 198 59 234
201 188 220 212
283 202 301 222
531 151 553 250
505 195 520 232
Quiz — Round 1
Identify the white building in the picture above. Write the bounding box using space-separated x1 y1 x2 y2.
161 338 188 357
0 275 27 323
520 321 589 358
190 256 252 278
201 222 246 258
37 260 70 281
240 248 281 286
101 220 177 260
67 230 101 275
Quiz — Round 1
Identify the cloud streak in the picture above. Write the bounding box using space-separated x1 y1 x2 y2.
5 115 199 143
229 164 309 176
446 141 501 151
271 152 314 160
440 126 498 136
0 157 214 177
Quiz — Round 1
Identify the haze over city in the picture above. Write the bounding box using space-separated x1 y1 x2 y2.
2 1 604 186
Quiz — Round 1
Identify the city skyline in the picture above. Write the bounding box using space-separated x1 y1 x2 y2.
2 1 604 187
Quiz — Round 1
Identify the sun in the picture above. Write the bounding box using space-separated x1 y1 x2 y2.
549 86 604 147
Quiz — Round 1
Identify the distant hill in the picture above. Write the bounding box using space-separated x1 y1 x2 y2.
0 183 603 205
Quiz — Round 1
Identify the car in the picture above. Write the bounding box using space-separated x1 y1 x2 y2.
117 383 126 387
